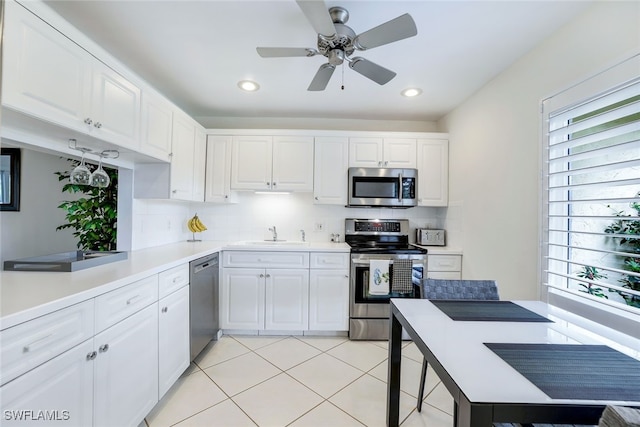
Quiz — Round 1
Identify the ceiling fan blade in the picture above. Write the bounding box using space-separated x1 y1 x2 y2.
308 63 335 91
256 47 317 58
296 0 337 38
348 57 396 85
354 14 417 50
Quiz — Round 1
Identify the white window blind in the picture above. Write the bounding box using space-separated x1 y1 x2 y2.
543 76 640 313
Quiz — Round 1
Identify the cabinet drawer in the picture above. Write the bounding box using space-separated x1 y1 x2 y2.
158 264 189 299
426 271 462 280
427 255 462 272
223 251 309 268
310 252 350 269
0 300 94 386
95 275 158 333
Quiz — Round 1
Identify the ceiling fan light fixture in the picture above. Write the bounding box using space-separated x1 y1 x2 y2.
238 80 260 92
401 88 422 97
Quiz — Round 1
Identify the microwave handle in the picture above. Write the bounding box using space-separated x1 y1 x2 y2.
398 173 403 202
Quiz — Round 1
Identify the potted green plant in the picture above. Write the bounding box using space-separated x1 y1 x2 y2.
604 193 640 308
55 159 118 251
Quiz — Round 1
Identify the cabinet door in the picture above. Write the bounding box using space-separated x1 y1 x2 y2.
90 61 141 148
309 269 349 331
220 268 265 330
140 92 173 161
158 286 190 399
231 136 273 190
265 269 309 331
384 138 417 168
169 113 196 201
313 136 349 205
417 139 449 206
2 0 91 132
192 127 207 202
0 340 94 427
349 137 383 167
205 135 236 203
93 304 159 427
272 136 314 191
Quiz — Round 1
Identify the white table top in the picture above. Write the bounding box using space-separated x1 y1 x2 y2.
391 299 640 407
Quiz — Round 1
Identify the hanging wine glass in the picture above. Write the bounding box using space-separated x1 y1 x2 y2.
90 154 110 188
70 148 91 185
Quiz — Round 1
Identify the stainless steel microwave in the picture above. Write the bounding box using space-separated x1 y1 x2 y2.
348 167 418 208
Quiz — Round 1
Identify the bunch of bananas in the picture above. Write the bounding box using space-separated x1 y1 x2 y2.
187 213 207 233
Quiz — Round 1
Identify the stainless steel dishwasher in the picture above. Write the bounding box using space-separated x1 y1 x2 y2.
189 253 219 361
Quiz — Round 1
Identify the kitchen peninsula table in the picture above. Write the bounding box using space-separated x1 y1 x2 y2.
386 299 640 427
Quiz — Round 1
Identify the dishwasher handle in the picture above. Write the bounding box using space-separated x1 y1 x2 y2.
192 255 218 274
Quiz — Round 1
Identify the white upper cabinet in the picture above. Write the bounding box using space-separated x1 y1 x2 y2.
417 139 449 206
140 92 173 161
2 1 141 149
169 113 197 201
205 135 237 203
89 62 141 149
272 136 314 192
134 113 204 201
231 136 273 191
231 135 313 192
349 137 417 168
314 136 349 205
2 0 91 132
192 127 207 202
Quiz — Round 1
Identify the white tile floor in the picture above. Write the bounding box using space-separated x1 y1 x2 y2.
144 335 454 427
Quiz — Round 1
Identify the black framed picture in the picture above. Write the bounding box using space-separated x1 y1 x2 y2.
1 148 21 211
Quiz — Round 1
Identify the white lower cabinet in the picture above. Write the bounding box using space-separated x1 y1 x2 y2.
309 269 349 331
0 339 95 427
0 262 195 427
426 254 462 279
93 303 158 427
265 269 309 331
158 285 190 399
221 268 309 331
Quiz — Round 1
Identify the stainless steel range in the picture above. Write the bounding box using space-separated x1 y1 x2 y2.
345 218 427 340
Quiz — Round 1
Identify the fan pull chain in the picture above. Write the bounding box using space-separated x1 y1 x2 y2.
341 63 345 90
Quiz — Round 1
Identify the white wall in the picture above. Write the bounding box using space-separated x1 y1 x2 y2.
438 1 640 299
0 147 80 261
131 193 445 250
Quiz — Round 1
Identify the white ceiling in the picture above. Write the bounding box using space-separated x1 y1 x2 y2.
43 0 592 125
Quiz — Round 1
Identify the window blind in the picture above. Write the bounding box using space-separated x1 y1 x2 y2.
543 77 640 313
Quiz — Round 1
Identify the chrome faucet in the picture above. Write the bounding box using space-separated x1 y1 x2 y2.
300 229 306 242
268 226 278 241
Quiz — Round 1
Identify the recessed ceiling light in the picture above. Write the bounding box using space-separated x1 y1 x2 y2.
401 88 422 97
238 80 260 92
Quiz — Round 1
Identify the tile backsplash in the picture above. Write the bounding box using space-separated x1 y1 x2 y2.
132 192 445 250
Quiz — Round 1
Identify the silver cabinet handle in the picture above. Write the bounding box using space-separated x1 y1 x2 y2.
94 122 103 129
172 189 177 193
99 344 109 353
126 294 141 305
272 182 277 187
84 118 93 125
265 274 271 278
86 351 97 361
23 333 53 353
162 306 168 313
259 273 265 278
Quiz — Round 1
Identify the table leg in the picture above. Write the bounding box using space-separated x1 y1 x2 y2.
458 395 493 427
387 310 402 427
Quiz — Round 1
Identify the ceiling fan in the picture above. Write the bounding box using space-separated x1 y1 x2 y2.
256 1 418 91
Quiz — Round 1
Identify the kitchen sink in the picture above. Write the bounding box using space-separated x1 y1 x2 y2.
230 240 310 247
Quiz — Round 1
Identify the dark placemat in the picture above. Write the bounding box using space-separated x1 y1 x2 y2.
431 300 552 322
485 343 640 401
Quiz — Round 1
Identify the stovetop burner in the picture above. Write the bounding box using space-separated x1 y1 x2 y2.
345 218 427 255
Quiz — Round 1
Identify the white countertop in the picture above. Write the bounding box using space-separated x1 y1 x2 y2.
1 240 350 330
